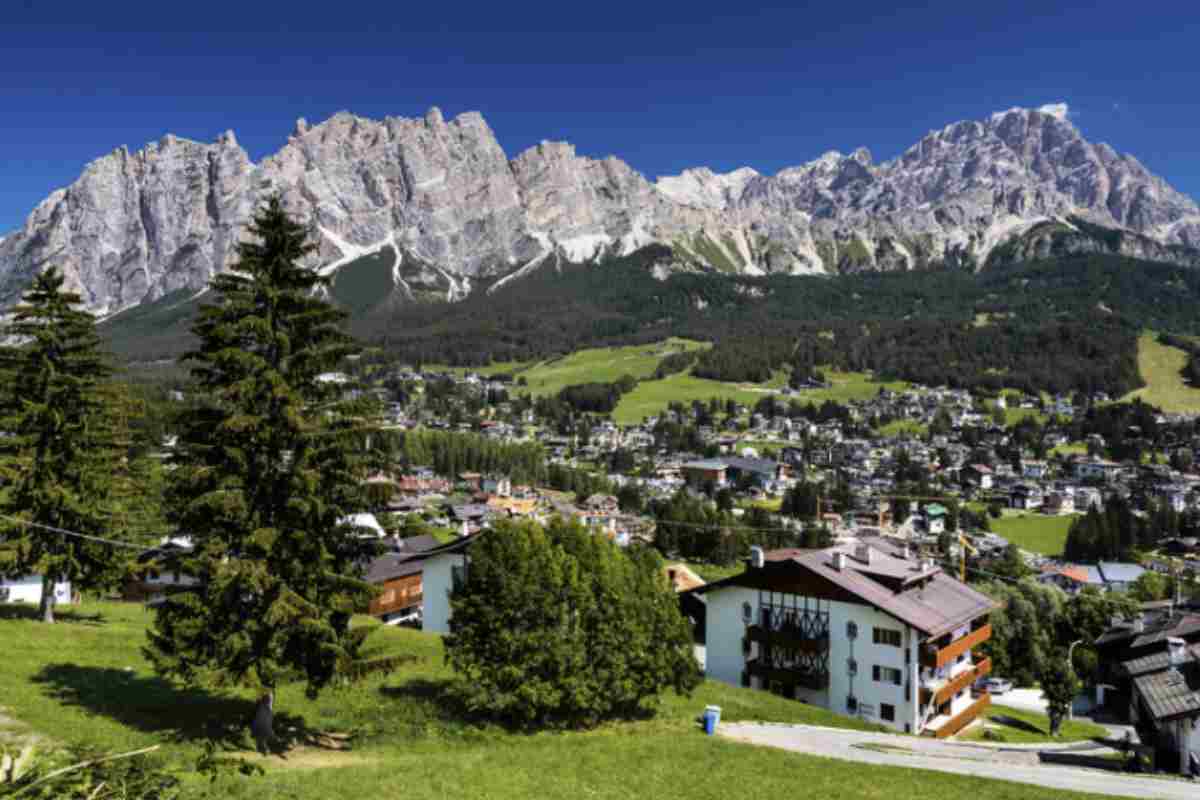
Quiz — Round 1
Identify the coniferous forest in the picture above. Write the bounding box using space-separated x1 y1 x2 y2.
99 245 1200 398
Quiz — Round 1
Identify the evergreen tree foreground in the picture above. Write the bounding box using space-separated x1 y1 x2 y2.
445 518 701 728
145 197 382 703
0 268 117 623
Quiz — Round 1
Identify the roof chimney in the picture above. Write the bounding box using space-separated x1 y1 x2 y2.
1168 637 1188 667
749 546 765 569
1132 616 1145 634
832 552 847 571
855 544 872 565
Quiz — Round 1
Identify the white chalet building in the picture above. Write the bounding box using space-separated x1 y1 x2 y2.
696 539 998 737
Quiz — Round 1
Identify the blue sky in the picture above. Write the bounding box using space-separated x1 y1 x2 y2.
3 0 1197 232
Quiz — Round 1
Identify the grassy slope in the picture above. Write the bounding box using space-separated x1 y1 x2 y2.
0 602 1124 800
990 512 1078 556
513 339 710 398
615 366 905 426
960 703 1108 745
1121 332 1200 412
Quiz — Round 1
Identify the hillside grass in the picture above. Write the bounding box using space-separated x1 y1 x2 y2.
0 601 1129 800
1121 332 1200 413
990 512 1078 556
512 339 710 398
614 366 905 426
960 703 1108 745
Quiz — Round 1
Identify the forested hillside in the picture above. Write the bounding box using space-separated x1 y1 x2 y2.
101 246 1200 397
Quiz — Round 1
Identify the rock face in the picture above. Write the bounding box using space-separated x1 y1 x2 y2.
2 102 1199 314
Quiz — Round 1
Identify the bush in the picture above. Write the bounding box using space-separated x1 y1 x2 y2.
445 518 701 728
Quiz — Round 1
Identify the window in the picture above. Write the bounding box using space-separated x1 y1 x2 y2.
880 703 895 722
846 695 858 713
873 666 903 685
873 627 902 647
847 658 858 676
451 564 467 591
846 621 859 639
742 602 753 623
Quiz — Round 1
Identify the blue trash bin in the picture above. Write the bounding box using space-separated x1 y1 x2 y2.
703 705 722 735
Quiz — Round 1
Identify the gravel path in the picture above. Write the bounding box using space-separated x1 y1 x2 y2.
719 722 1194 800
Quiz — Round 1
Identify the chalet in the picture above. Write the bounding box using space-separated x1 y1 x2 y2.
1037 564 1101 595
1118 638 1200 774
963 464 994 490
123 538 199 605
1073 458 1122 484
922 503 948 535
1043 490 1075 515
682 459 728 489
720 456 790 487
365 534 441 625
693 539 998 736
1009 483 1043 510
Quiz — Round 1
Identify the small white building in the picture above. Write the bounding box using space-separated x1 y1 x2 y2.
0 575 72 606
694 540 998 736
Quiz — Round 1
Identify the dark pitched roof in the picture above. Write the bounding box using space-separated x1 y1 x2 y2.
698 542 998 638
720 456 778 475
364 552 424 584
1121 643 1200 678
1096 611 1200 649
1133 663 1200 721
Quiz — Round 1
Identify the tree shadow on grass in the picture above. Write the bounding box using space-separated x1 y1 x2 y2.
33 663 331 755
378 676 659 735
988 714 1045 736
0 605 106 625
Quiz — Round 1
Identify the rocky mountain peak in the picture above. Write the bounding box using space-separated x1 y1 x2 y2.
2 104 1199 315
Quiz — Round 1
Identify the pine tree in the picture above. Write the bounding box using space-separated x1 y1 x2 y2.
0 268 115 623
145 197 382 702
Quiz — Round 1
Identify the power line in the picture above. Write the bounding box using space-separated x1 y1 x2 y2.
0 513 153 551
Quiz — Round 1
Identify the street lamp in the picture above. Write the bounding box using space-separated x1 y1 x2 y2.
1067 639 1084 721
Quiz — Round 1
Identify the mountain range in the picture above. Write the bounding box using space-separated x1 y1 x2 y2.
3 103 1200 316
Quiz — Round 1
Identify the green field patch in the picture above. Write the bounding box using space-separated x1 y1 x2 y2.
514 339 710 398
990 512 1078 556
960 703 1108 745
878 419 928 438
1120 332 1200 413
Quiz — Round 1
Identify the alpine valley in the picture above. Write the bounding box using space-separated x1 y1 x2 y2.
4 102 1200 322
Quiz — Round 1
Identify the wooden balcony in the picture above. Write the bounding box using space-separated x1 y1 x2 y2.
745 658 830 691
920 657 991 707
921 623 992 670
928 692 990 739
748 625 830 654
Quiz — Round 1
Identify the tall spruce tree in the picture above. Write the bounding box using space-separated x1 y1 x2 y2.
0 268 115 623
145 197 382 702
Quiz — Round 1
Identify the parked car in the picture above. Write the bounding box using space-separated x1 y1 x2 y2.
982 677 1013 695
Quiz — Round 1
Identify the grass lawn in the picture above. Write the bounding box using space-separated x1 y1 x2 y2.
512 339 709 398
990 512 1078 556
1003 407 1048 426
1051 442 1089 457
960 703 1109 745
615 367 904 426
878 419 927 438
0 601 1129 800
1121 332 1200 413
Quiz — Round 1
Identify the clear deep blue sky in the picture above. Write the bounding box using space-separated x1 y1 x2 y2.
4 0 1197 232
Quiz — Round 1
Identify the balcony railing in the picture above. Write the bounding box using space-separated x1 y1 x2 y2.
921 657 991 707
921 623 992 670
748 625 831 654
928 692 990 739
745 658 830 691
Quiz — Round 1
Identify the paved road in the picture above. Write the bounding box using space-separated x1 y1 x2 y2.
719 722 1195 800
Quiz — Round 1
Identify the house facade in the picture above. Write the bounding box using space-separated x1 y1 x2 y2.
696 539 997 736
420 535 475 634
0 575 72 606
